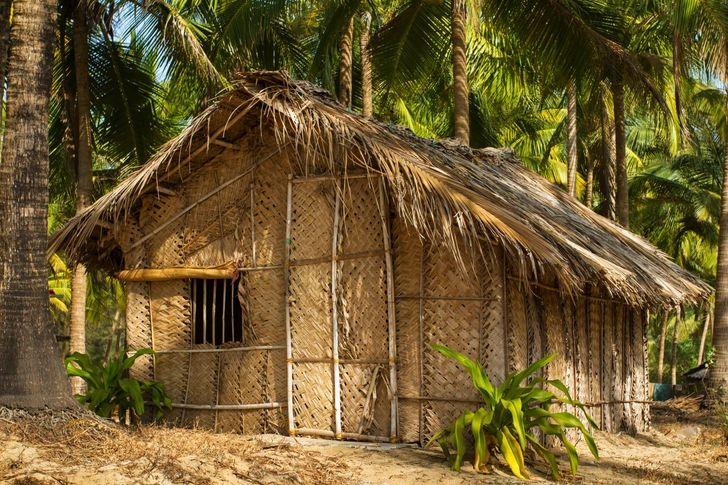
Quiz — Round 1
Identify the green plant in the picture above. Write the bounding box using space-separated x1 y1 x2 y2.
428 345 599 480
65 348 172 423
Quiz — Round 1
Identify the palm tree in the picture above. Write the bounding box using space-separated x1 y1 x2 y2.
0 0 76 409
451 0 468 144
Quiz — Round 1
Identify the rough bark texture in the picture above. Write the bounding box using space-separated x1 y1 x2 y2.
0 0 12 132
0 0 77 409
70 0 93 395
360 12 372 118
656 310 668 383
671 305 682 392
451 0 469 146
567 79 578 197
601 105 616 220
698 304 711 366
613 78 629 229
338 16 354 109
712 107 728 393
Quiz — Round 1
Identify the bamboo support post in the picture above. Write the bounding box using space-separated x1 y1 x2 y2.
418 240 425 446
395 295 498 302
164 402 285 411
378 179 398 442
331 179 343 439
285 174 294 435
250 169 256 267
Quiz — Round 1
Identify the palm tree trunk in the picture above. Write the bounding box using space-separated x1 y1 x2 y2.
0 0 12 135
657 310 669 383
567 79 578 197
601 104 616 220
451 0 469 145
711 98 728 393
69 0 93 395
585 154 594 208
671 305 682 394
0 0 76 409
338 16 354 108
360 11 372 118
698 303 711 366
613 77 629 229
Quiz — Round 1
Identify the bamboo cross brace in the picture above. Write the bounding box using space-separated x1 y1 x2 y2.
131 143 290 249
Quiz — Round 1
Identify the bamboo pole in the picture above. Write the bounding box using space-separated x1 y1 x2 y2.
378 178 398 442
164 402 284 410
395 295 498 302
131 143 289 249
148 292 156 381
203 280 208 344
212 279 218 346
250 170 256 267
291 173 378 183
292 428 391 442
331 180 343 440
418 240 425 446
221 280 227 344
285 175 295 436
153 345 285 354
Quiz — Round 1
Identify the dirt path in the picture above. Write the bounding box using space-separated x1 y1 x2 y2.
1 401 726 485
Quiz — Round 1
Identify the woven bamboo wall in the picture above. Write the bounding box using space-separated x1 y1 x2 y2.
120 138 652 441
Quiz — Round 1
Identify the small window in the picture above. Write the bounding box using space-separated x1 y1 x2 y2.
190 279 243 346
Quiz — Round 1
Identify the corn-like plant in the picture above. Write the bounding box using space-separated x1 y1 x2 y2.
65 348 172 423
428 345 599 480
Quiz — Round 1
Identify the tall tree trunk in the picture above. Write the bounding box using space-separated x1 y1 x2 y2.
451 0 469 145
657 310 669 383
0 0 76 409
711 98 728 393
613 77 629 229
585 154 594 208
601 104 616 220
360 11 372 118
69 0 93 395
567 79 578 197
698 303 712 366
671 305 682 394
0 0 12 136
338 16 354 108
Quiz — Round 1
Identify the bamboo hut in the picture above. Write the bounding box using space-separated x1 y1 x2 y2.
50 71 711 443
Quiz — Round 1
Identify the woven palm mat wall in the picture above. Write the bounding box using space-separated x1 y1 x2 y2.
392 212 506 444
288 175 390 437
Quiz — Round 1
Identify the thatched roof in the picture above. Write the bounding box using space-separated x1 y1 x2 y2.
49 71 711 307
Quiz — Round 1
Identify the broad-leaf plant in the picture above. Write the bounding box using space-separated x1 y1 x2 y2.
65 348 172 424
429 344 599 480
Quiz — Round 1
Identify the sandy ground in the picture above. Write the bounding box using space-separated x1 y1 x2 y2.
1 399 727 485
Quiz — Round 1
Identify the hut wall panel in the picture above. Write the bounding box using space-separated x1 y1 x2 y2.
541 283 566 446
481 246 505 386
560 295 580 441
588 291 603 428
622 306 635 433
292 362 334 430
525 288 544 377
574 297 590 427
289 263 333 358
254 154 290 266
184 346 218 429
612 303 625 431
601 302 615 431
632 309 646 431
392 214 422 443
506 278 528 374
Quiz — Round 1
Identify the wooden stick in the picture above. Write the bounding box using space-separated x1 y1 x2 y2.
289 249 386 267
399 395 483 404
211 139 242 150
163 402 285 411
358 365 381 435
331 180 343 440
284 175 295 436
183 280 195 423
221 280 227 344
292 428 391 443
153 345 285 354
379 179 398 442
395 295 499 302
291 358 389 364
203 281 208 344
291 172 380 183
212 279 218 346
131 143 288 249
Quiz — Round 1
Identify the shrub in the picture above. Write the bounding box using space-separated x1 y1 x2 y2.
65 348 172 423
428 344 598 480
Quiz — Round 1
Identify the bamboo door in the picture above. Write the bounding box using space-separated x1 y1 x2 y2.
284 173 396 441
